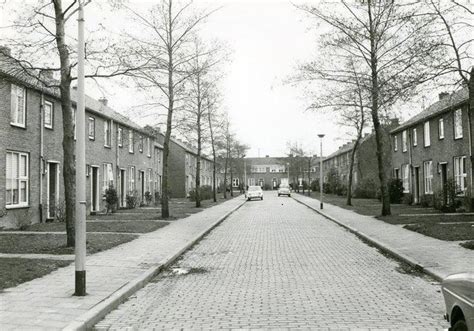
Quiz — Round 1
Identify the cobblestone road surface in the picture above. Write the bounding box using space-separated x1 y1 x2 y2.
95 195 447 330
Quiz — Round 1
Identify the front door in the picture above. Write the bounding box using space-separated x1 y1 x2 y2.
441 163 448 205
140 171 145 202
120 169 126 207
47 162 59 219
414 167 420 204
91 166 99 212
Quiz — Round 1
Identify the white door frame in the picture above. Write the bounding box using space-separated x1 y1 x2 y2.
46 160 60 219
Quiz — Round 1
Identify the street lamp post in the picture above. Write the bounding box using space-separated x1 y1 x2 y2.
287 162 290 187
75 0 87 296
243 155 247 193
318 134 325 210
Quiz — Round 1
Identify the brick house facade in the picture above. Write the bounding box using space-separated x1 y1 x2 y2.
390 88 470 204
323 121 397 195
154 133 213 198
0 66 162 228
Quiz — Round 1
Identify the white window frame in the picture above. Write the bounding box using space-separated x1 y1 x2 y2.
393 135 398 152
454 156 467 195
412 128 417 146
129 166 136 191
117 127 123 147
5 151 29 208
402 164 410 193
102 163 114 194
88 117 95 140
129 130 134 153
423 161 433 194
402 130 407 152
139 136 144 153
454 109 463 139
424 121 430 147
439 118 444 139
104 120 112 147
11 84 26 128
44 100 53 129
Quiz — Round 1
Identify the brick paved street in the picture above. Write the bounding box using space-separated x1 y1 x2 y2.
95 195 447 330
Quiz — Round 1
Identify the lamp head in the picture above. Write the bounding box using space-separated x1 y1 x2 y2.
318 134 325 138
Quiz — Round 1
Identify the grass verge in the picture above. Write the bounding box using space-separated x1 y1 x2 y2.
18 221 169 233
0 233 138 255
404 223 474 241
0 258 71 291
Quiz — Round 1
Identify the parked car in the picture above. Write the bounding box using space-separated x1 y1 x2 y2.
442 272 474 330
246 185 263 201
277 185 291 197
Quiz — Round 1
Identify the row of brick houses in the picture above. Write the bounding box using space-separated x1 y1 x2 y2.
0 54 213 229
323 87 471 206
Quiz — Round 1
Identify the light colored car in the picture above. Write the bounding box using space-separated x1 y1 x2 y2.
442 272 474 330
277 185 291 197
246 185 263 201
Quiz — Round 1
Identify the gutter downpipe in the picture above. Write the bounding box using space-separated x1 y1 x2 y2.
39 93 44 222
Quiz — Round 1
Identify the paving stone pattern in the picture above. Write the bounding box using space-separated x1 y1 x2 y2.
96 195 447 330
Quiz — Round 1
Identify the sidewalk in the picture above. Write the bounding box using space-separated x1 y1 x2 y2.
0 197 245 331
293 194 474 281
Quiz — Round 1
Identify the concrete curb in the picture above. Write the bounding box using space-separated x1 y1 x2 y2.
293 197 444 282
64 199 246 331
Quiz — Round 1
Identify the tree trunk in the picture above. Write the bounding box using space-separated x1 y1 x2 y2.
195 88 202 208
161 3 174 219
207 104 217 202
469 69 474 205
347 135 361 206
368 2 390 216
223 155 228 199
53 0 75 247
230 156 234 197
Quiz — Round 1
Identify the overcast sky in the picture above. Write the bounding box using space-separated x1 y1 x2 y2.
1 0 466 157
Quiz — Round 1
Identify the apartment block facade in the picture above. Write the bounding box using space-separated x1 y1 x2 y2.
0 63 162 228
391 88 470 204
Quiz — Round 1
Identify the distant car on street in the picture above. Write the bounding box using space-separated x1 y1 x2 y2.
442 272 474 330
277 185 291 197
246 185 263 201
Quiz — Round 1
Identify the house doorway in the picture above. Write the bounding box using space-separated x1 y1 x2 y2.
120 169 126 207
414 166 420 204
47 162 59 219
440 162 448 205
91 166 99 213
140 170 145 202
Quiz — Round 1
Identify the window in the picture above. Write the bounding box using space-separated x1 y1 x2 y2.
129 166 135 191
232 178 240 187
147 137 151 157
44 100 53 129
402 164 410 193
394 168 400 179
129 130 134 153
423 161 433 194
117 127 123 147
11 84 26 128
102 163 114 193
88 117 95 140
412 128 417 146
139 136 144 153
402 130 407 152
104 120 111 147
5 151 29 208
438 118 444 139
454 156 467 194
454 109 463 139
147 169 153 193
424 121 430 147
393 135 398 151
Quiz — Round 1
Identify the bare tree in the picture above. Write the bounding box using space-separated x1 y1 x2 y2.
123 0 213 217
297 1 446 215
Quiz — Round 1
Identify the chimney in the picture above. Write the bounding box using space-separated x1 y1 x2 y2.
390 118 399 127
0 46 11 56
99 97 108 106
439 92 449 100
265 155 269 158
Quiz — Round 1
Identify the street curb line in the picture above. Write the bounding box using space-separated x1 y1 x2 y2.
64 198 246 331
292 196 443 282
